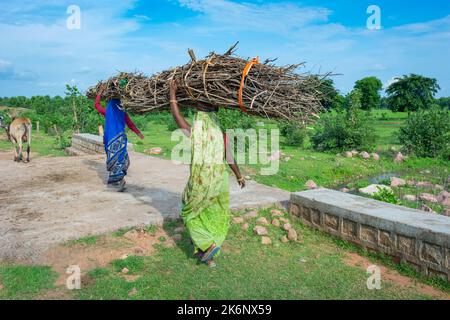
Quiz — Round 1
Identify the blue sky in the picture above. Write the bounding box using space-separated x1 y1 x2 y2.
0 0 449 97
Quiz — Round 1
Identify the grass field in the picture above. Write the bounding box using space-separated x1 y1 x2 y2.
1 207 448 300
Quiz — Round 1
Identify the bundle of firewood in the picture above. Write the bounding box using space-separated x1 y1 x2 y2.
86 43 328 122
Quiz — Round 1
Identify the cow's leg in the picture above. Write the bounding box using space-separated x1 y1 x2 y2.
26 143 31 163
12 141 18 162
17 139 23 162
25 124 31 163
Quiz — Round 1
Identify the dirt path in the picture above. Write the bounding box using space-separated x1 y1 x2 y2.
0 151 289 263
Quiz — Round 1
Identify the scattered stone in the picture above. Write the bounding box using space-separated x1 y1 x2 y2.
244 176 252 180
344 151 353 158
241 223 249 231
120 254 128 260
419 204 436 214
280 236 289 243
434 184 444 191
340 188 350 193
279 217 290 223
371 153 380 161
121 268 129 274
403 195 417 202
271 209 284 217
232 217 244 224
394 152 405 163
174 226 185 233
351 150 359 156
253 226 268 236
407 180 416 186
148 147 162 155
124 230 140 241
390 177 406 187
443 209 450 217
360 151 370 160
419 193 439 203
390 146 397 153
438 191 450 206
256 217 270 226
172 234 183 242
359 184 392 196
288 229 298 241
283 223 292 231
417 181 434 188
128 288 138 297
305 180 318 190
261 237 272 245
299 258 307 263
272 219 280 228
243 211 258 220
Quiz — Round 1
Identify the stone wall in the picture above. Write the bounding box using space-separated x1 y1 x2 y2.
69 133 133 155
290 188 450 281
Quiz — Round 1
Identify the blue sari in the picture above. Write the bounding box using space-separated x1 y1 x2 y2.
104 99 130 184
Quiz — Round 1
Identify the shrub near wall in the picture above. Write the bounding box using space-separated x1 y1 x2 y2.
399 106 450 159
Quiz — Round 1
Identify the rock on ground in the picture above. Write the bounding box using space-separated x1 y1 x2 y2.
394 152 405 163
340 188 350 193
359 184 392 196
283 223 292 231
270 209 284 217
243 211 258 220
261 237 272 245
403 195 417 202
390 177 406 187
241 223 249 231
305 180 318 190
281 236 289 243
288 229 298 241
256 217 270 226
420 204 436 214
344 151 353 158
253 226 268 236
419 193 439 203
232 217 244 224
360 151 370 160
272 219 280 228
371 153 380 161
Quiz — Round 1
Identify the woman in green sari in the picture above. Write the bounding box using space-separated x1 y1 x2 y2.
169 80 246 267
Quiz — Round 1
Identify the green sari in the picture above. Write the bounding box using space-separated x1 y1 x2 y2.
181 111 230 253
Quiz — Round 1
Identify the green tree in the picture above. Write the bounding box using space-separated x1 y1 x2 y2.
354 76 383 110
386 74 440 112
436 97 450 110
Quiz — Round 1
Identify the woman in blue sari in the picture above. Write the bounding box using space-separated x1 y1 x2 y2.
94 85 144 190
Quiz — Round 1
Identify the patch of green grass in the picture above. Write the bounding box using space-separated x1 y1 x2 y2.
65 235 100 247
0 265 57 299
112 227 133 237
0 132 66 158
145 225 158 235
74 209 448 300
111 256 146 274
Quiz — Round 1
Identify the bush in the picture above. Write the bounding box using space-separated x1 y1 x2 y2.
280 122 306 147
398 106 450 159
312 90 376 152
372 187 400 205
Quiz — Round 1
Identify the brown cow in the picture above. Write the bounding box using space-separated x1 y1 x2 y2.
0 116 32 162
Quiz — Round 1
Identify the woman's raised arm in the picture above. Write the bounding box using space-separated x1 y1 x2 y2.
169 80 191 137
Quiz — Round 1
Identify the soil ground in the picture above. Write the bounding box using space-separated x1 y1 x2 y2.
0 151 289 263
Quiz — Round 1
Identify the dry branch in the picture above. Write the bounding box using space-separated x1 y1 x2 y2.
86 44 328 122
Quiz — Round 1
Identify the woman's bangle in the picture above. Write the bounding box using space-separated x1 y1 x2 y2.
170 99 177 103
237 176 245 182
